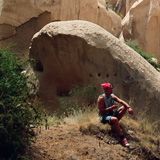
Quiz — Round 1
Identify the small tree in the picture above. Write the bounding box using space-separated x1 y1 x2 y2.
0 47 42 159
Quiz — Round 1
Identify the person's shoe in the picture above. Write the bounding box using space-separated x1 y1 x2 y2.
121 138 129 147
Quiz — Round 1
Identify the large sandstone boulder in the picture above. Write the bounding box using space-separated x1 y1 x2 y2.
122 0 160 63
29 20 160 120
0 0 121 58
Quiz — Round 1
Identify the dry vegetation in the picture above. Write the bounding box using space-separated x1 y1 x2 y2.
26 107 160 160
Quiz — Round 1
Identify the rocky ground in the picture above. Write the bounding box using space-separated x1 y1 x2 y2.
26 116 160 160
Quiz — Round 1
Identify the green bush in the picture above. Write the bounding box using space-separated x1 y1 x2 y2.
126 40 159 70
0 47 42 159
59 84 97 116
68 84 97 101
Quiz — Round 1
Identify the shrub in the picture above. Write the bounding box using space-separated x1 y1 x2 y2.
0 47 42 159
69 84 97 100
59 84 97 116
126 40 159 70
106 1 114 10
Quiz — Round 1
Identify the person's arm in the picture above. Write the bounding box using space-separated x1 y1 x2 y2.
114 96 133 115
98 97 118 115
114 96 129 108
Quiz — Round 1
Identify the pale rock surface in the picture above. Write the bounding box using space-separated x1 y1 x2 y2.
98 0 106 6
125 0 137 13
29 20 160 120
122 0 160 62
0 0 121 58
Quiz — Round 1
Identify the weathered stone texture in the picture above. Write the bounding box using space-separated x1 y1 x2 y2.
107 0 137 16
122 0 160 62
29 20 160 120
0 0 121 58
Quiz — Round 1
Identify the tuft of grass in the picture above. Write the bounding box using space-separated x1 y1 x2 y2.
63 106 98 125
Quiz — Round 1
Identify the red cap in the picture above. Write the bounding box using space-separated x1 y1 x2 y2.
101 83 112 90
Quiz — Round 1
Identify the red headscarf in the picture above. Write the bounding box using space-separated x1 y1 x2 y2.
101 83 111 90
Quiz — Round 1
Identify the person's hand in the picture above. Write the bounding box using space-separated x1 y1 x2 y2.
112 105 118 110
128 107 133 115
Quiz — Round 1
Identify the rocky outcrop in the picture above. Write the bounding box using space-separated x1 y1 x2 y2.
0 0 121 58
122 0 160 63
29 20 160 120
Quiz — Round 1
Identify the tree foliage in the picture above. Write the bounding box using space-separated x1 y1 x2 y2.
0 47 42 159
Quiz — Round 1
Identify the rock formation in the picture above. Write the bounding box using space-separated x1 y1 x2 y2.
1 0 160 63
107 0 137 16
0 0 121 58
122 0 160 63
29 20 160 120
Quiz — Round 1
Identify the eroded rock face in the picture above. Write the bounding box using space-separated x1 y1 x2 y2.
122 0 160 62
107 0 137 16
0 0 121 58
29 20 160 120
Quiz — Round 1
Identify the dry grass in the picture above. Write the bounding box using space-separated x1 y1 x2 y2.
63 107 99 125
38 105 160 159
119 113 160 158
45 106 159 134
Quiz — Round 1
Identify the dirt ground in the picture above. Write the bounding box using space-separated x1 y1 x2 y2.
26 121 160 160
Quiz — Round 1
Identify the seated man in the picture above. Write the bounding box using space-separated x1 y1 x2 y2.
97 83 133 147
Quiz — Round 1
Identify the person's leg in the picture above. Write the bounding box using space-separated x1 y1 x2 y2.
110 117 122 136
117 106 127 120
110 116 130 147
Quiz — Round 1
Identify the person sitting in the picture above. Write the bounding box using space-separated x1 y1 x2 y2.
97 83 133 147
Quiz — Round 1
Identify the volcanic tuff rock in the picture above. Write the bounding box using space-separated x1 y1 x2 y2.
29 20 160 120
1 0 160 62
107 0 137 16
0 0 121 58
122 0 160 62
